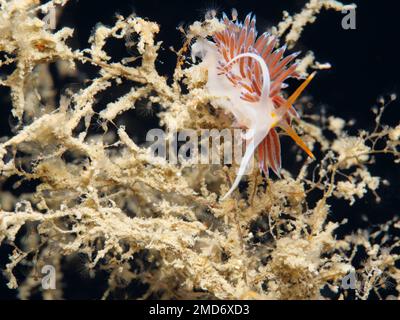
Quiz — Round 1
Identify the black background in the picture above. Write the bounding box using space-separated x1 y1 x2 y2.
0 0 399 300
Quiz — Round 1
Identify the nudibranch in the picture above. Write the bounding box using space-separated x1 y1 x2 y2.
191 12 316 200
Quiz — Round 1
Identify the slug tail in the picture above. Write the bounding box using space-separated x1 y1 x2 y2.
221 129 266 200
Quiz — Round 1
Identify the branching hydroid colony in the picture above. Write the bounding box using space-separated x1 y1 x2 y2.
0 0 399 300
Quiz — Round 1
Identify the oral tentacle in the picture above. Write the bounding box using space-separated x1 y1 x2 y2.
276 71 316 118
279 121 315 160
